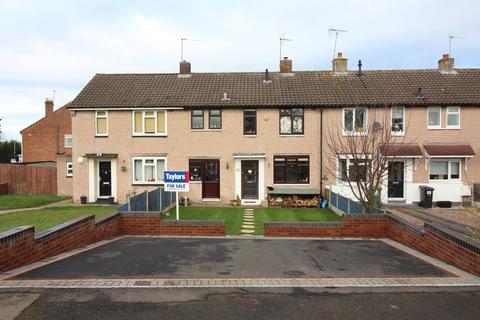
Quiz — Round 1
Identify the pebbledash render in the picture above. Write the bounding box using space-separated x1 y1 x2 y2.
68 53 480 206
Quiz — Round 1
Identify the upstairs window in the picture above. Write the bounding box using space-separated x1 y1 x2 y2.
391 106 405 135
343 107 367 134
274 155 309 184
243 109 257 135
133 157 167 184
191 110 204 129
446 107 460 128
64 134 72 148
280 108 304 135
209 110 222 129
427 107 441 129
66 162 73 177
95 111 108 136
133 110 166 135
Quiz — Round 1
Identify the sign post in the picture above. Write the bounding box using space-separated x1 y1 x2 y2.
164 171 189 220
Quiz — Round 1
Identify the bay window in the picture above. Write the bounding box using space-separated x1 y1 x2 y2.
133 157 167 184
133 110 167 135
280 108 304 135
343 107 367 134
429 160 461 181
274 155 309 184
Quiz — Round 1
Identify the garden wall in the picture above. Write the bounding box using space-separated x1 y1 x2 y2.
0 212 225 273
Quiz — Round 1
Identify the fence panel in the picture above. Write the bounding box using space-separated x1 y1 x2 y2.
130 191 147 211
349 199 364 214
118 202 129 212
337 194 349 213
148 188 160 211
0 164 57 195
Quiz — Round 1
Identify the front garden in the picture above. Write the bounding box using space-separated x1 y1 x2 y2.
165 206 341 235
0 195 71 210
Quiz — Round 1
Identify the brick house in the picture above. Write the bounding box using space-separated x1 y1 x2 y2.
68 54 480 206
20 99 73 195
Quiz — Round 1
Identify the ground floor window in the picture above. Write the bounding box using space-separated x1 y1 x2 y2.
189 159 203 181
66 162 73 177
133 157 167 184
274 155 309 184
429 160 461 181
338 158 368 182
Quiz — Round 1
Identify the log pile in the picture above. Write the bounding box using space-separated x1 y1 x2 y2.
268 194 319 207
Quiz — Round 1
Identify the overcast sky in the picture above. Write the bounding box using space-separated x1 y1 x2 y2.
0 0 479 140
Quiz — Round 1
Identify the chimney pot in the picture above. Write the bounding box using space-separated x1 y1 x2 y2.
280 57 293 73
179 60 191 75
44 98 54 117
438 53 455 74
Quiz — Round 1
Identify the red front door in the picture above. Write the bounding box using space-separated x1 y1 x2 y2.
202 160 220 198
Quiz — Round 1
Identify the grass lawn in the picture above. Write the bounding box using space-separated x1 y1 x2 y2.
166 206 341 235
165 207 245 235
0 205 117 233
0 195 71 210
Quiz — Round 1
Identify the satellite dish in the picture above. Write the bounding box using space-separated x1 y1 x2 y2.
372 122 383 132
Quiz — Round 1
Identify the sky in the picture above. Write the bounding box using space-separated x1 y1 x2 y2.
0 0 479 141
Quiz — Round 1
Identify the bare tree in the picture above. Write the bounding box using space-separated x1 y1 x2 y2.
325 107 408 214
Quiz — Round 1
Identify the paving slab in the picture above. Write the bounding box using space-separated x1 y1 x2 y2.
10 237 453 280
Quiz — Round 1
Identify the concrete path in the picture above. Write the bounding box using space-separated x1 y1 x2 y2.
241 208 256 235
0 199 73 215
387 205 480 237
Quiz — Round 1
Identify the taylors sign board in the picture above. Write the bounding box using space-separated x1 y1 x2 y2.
164 171 189 192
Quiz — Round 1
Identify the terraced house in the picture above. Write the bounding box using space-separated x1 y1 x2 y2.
68 53 480 207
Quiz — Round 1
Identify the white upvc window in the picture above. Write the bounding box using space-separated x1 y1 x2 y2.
429 160 461 181
95 111 108 136
66 162 73 177
64 134 73 148
132 157 167 184
391 106 405 135
337 157 369 182
446 106 460 129
427 107 441 129
132 110 167 136
343 107 367 135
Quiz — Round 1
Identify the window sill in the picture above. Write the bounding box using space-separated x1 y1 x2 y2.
279 134 305 137
342 132 368 137
132 134 168 137
243 134 257 137
273 183 310 186
428 179 462 183
189 181 202 184
95 135 108 138
64 146 72 148
391 132 405 136
66 175 73 178
192 129 223 132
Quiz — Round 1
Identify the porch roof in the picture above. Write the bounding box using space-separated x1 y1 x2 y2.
424 144 475 157
380 144 423 157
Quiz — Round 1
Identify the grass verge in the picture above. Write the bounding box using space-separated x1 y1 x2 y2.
0 195 71 210
0 205 117 233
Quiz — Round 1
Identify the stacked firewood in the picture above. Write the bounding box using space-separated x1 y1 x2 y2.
268 195 319 207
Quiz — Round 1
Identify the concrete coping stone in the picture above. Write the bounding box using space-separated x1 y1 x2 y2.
160 219 225 226
343 214 388 220
35 215 95 242
425 222 480 255
0 226 34 244
121 211 162 216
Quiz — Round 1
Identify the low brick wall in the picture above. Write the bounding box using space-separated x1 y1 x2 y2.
264 215 387 238
0 212 225 273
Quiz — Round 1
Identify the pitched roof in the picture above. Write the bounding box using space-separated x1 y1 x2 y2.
69 69 480 109
20 102 71 133
424 144 475 156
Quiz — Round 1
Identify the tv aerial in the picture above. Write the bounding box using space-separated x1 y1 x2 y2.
448 35 462 56
180 38 200 61
279 34 293 61
328 28 348 59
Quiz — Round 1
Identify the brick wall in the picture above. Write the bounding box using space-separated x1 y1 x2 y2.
0 212 225 273
21 104 72 163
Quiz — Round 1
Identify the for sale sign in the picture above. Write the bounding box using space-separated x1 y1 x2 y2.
164 171 189 192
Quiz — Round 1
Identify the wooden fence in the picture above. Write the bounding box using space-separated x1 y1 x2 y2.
0 164 57 195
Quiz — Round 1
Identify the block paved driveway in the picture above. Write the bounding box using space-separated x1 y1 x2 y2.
12 237 451 280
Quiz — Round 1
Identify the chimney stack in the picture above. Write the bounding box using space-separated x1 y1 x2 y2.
280 57 293 74
332 52 348 74
179 60 191 76
45 98 54 117
438 54 455 74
